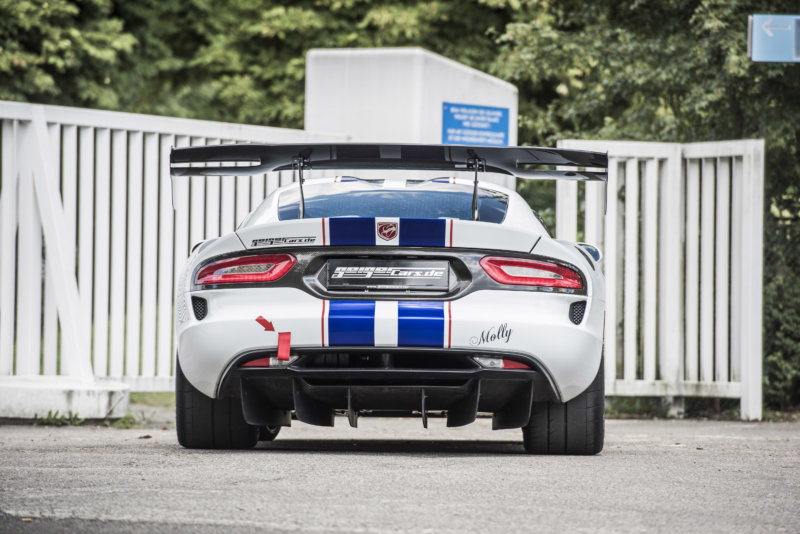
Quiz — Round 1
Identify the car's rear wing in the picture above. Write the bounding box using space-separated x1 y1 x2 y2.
169 143 607 218
170 143 607 180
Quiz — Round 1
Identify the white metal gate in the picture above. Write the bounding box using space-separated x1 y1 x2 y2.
0 102 344 392
557 140 764 419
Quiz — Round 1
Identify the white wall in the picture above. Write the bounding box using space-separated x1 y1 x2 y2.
305 47 518 188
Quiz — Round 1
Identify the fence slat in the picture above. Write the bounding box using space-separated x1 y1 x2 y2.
251 174 265 213
235 174 250 229
623 159 639 381
0 121 18 375
156 135 176 378
124 131 144 377
641 159 658 381
92 128 111 375
62 126 78 370
189 137 206 250
584 181 604 250
77 127 95 364
62 126 79 368
739 144 764 420
603 160 620 383
140 133 159 378
699 158 716 382
107 130 127 377
684 159 701 382
172 135 191 374
41 124 61 375
715 157 731 382
204 138 221 239
555 179 578 241
16 123 43 375
658 146 684 384
220 139 235 235
729 156 744 383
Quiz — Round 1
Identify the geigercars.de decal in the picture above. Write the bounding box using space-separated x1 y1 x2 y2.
252 236 316 247
330 266 447 280
470 323 513 346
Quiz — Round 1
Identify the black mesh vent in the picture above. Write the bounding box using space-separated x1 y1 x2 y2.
192 297 208 320
569 301 586 325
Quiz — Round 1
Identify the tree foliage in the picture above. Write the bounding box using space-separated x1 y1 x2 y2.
0 0 135 108
111 0 514 127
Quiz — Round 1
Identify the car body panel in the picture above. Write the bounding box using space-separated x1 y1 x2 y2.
172 145 607 430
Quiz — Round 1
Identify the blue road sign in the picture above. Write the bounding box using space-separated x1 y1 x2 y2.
442 102 509 146
748 14 800 62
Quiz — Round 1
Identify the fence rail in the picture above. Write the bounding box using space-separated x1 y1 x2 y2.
557 140 764 419
0 102 763 420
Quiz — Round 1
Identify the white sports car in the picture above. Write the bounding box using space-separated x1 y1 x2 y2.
170 143 607 454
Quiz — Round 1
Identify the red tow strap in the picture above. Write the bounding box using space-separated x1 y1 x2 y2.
277 332 291 361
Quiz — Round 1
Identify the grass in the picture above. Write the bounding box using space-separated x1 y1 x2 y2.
33 410 84 426
605 397 669 419
129 392 175 408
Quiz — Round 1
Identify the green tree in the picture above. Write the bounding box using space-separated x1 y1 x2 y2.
0 0 136 108
112 0 515 127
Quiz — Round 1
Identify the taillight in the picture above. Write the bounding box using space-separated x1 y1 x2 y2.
195 254 296 285
479 256 583 290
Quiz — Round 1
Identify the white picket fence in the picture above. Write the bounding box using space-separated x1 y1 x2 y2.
557 140 764 419
0 102 764 419
0 101 345 392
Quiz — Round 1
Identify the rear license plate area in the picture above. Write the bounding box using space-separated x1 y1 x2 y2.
326 259 449 291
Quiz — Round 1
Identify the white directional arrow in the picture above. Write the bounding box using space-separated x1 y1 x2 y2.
762 16 792 37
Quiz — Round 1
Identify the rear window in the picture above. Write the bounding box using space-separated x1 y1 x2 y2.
277 180 508 223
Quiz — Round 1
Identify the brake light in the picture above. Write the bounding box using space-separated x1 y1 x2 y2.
195 254 296 285
479 256 583 289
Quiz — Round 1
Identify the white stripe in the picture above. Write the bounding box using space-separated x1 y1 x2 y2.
444 218 452 247
443 301 451 348
374 300 398 347
322 300 329 347
322 217 331 246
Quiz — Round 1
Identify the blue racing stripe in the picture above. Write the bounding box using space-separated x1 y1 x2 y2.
399 218 446 247
398 301 445 347
329 218 376 246
328 301 375 345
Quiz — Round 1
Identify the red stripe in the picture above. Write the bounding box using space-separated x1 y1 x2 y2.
449 219 454 247
241 357 269 367
277 332 291 360
321 300 326 346
447 301 452 348
322 217 326 246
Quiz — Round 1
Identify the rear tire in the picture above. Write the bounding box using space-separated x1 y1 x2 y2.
176 358 258 449
522 357 604 455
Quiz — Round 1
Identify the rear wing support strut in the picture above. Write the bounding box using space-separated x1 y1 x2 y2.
467 155 486 221
292 156 310 219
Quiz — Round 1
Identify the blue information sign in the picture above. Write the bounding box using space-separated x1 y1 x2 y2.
442 102 509 146
749 14 800 62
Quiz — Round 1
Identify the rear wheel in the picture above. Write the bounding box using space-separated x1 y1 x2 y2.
176 358 258 449
522 358 604 455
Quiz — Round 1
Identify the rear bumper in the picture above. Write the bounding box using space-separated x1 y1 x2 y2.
176 287 604 403
216 349 550 429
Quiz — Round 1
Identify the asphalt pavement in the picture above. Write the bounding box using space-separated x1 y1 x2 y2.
0 415 798 533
